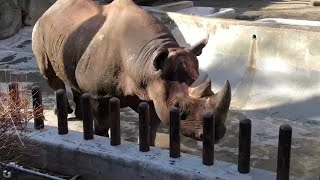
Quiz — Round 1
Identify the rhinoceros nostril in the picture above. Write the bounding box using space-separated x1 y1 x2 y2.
196 131 203 140
199 133 203 140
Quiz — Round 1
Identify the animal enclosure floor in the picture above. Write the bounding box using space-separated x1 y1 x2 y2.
0 27 319 179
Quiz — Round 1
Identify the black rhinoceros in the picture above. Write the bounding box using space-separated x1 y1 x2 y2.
32 0 231 145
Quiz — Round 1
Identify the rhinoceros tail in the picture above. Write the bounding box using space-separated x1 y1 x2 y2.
32 21 43 58
32 20 49 79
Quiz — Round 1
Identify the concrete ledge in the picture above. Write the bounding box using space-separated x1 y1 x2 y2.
155 1 194 11
21 122 284 180
207 8 236 19
256 18 320 27
151 1 235 19
146 8 320 31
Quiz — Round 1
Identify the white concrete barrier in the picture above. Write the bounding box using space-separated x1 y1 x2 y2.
20 122 282 180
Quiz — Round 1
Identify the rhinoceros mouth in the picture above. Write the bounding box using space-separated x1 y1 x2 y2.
180 124 226 142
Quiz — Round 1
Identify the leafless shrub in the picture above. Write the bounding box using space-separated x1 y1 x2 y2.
0 76 43 162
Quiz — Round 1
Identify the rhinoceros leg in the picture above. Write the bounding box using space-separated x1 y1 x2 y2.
37 63 73 115
91 97 110 137
71 89 82 120
32 34 73 114
129 102 161 146
50 79 74 115
148 103 161 146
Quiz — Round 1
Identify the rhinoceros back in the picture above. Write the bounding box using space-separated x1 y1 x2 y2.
33 0 177 96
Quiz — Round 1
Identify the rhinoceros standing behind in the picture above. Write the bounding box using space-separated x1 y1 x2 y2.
32 0 231 145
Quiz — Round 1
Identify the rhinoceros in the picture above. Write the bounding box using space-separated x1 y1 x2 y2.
32 0 231 145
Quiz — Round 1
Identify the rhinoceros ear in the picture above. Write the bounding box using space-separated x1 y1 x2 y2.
154 49 169 70
189 38 209 56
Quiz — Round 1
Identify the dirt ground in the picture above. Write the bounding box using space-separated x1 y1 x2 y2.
154 0 320 21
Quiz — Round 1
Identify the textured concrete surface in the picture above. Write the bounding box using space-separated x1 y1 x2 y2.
0 7 319 179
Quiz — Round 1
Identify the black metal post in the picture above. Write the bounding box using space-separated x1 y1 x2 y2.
8 83 20 118
110 97 120 146
32 85 44 129
9 82 19 105
170 107 180 158
56 89 68 135
139 102 150 152
82 93 94 140
203 111 215 166
277 124 292 180
238 118 252 173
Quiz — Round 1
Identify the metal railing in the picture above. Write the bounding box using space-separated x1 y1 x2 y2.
28 84 292 180
0 162 80 180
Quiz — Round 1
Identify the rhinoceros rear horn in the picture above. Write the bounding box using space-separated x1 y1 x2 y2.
189 37 209 56
188 72 213 98
208 81 231 122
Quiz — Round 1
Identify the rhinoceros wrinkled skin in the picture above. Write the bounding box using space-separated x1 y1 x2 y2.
32 0 231 145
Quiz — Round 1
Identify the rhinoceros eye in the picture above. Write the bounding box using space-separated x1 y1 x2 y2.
154 49 169 70
173 103 188 120
173 101 189 120
180 110 188 120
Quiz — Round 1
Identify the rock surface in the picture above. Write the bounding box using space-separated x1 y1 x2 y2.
0 0 22 40
0 0 167 40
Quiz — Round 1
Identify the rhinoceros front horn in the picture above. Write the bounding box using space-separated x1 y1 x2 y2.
188 72 213 98
189 37 209 56
208 80 231 123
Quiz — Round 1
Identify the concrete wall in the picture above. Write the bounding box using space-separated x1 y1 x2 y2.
147 9 320 125
152 1 236 19
21 123 284 180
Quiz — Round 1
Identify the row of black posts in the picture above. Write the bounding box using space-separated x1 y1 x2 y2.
29 84 292 180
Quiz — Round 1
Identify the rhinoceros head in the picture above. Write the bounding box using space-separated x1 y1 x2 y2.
146 38 231 143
